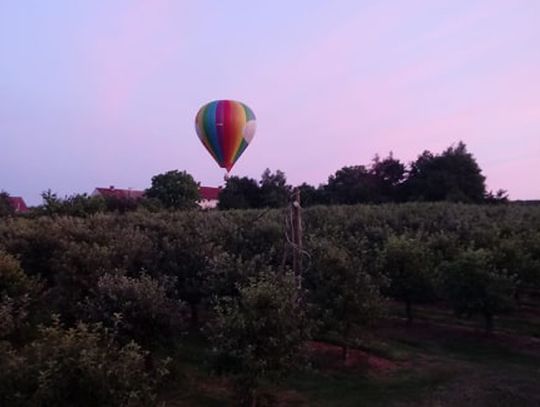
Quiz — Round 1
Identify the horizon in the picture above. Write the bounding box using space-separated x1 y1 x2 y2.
1 1 539 205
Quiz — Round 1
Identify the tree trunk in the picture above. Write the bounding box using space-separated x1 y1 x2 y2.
239 385 257 407
342 343 349 364
405 300 413 324
190 303 199 328
484 312 494 334
342 323 351 364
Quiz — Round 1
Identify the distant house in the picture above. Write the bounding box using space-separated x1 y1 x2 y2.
91 185 220 209
8 196 29 213
198 186 221 209
92 186 145 200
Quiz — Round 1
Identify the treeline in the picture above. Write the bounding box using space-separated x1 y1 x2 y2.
1 203 539 405
0 142 509 218
220 141 508 209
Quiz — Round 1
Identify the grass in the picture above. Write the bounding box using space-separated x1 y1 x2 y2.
286 368 456 407
160 306 540 406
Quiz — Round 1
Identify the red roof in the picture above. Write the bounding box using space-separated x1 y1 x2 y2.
8 196 29 213
94 187 145 200
199 186 220 201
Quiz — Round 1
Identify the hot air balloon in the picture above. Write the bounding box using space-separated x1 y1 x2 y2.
195 100 256 173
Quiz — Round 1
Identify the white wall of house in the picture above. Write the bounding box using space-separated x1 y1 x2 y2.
198 199 218 209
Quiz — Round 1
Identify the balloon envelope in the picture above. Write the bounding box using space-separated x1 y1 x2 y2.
195 100 256 172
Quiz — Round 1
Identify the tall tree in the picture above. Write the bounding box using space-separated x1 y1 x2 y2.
370 153 406 202
145 170 199 210
259 169 291 208
325 165 381 204
218 176 260 210
296 183 327 207
404 142 486 203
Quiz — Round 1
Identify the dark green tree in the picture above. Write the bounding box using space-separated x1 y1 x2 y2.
484 189 509 204
309 238 385 362
379 235 435 323
145 170 199 210
370 153 406 201
208 270 310 406
259 169 291 208
439 249 516 333
218 176 260 210
325 165 381 204
403 142 486 203
0 192 14 217
296 183 327 207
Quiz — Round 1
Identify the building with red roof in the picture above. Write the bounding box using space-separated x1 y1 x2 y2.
8 196 29 213
91 185 220 209
198 186 221 209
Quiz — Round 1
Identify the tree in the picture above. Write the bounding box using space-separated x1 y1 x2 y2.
145 170 199 210
309 238 385 362
40 190 64 215
38 191 106 217
296 183 327 207
208 270 310 406
218 176 260 210
0 192 14 217
485 189 509 204
370 153 406 202
85 273 185 347
439 249 516 333
379 235 435 323
325 165 381 205
403 142 486 203
259 169 291 208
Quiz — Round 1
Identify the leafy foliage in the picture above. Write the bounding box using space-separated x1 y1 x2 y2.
378 234 435 322
403 142 486 203
439 249 517 332
0 191 15 217
0 318 169 407
145 170 200 209
208 270 310 406
85 273 185 346
308 238 385 360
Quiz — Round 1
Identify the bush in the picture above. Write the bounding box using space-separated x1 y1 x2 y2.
439 249 517 333
378 234 435 323
85 273 185 347
0 251 42 340
0 318 169 407
307 238 385 361
207 270 310 406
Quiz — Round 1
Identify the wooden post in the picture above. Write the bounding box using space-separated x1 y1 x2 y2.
291 188 302 287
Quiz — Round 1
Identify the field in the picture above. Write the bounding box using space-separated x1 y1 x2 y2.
162 296 540 407
1 203 540 406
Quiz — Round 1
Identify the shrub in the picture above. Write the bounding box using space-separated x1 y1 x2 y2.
378 234 435 323
0 251 42 340
85 273 185 347
207 270 310 406
439 249 517 333
0 318 169 407
308 238 385 361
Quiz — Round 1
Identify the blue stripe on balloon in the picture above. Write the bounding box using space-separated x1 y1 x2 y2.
203 101 224 165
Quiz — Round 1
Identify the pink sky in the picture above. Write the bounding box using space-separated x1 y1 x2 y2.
1 0 539 204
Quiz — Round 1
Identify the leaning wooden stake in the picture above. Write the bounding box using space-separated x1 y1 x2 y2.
291 188 303 288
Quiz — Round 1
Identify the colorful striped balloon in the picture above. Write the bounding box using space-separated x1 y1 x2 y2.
195 100 256 173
